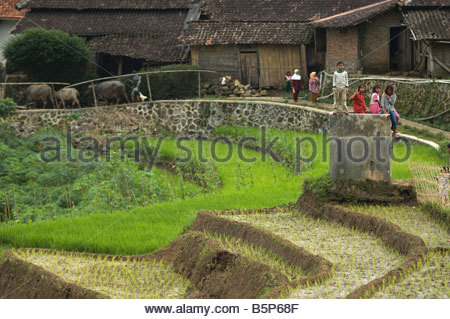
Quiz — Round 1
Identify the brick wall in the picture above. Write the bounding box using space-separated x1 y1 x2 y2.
360 9 403 74
326 27 359 73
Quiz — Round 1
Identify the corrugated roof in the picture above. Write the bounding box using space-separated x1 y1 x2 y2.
402 8 450 40
0 0 25 18
182 21 313 45
17 0 191 10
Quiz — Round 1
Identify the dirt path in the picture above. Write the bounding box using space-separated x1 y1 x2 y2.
398 118 450 139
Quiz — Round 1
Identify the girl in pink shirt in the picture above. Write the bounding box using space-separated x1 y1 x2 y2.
369 85 382 114
284 71 292 93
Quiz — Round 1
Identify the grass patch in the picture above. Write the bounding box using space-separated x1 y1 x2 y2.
0 244 12 264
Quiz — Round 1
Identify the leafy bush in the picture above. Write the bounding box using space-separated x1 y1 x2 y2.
0 98 16 118
3 28 92 84
0 125 206 224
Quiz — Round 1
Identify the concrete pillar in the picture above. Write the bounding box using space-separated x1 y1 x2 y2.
329 114 392 181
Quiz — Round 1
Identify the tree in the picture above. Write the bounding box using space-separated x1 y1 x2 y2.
3 28 92 84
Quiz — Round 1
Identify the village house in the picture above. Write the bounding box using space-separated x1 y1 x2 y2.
182 0 450 88
12 0 194 75
0 0 24 63
401 0 450 77
6 0 450 84
312 0 450 77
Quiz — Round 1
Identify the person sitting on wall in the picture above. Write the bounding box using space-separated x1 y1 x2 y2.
369 85 382 114
131 70 142 103
291 69 302 102
381 85 399 136
349 84 367 114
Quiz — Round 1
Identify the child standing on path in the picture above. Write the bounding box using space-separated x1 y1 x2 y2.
349 84 367 114
332 62 349 114
369 85 382 114
381 85 399 135
285 71 292 93
309 72 320 105
291 69 302 102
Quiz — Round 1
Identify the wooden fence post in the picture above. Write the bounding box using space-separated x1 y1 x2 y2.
51 84 59 110
91 81 98 108
146 74 153 101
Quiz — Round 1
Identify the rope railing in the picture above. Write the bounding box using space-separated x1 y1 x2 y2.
318 70 450 101
409 161 449 207
66 70 219 107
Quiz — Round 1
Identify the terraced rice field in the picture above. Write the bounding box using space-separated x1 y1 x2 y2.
344 204 450 298
345 204 449 249
372 250 449 299
203 231 309 281
224 210 406 298
12 250 191 299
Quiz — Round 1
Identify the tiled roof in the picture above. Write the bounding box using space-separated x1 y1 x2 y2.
16 0 191 10
13 9 188 62
312 0 398 28
201 0 397 22
402 0 450 7
0 0 25 18
13 9 187 36
90 35 182 63
402 8 450 40
182 21 313 45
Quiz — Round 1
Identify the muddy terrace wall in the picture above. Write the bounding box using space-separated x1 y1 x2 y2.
2 100 331 137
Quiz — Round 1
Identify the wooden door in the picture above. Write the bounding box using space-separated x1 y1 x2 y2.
258 45 301 88
240 52 259 87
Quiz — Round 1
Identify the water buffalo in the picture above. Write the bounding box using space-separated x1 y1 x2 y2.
20 85 55 108
88 80 130 105
56 88 81 108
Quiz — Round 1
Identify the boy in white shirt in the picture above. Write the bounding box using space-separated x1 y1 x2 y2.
332 61 349 114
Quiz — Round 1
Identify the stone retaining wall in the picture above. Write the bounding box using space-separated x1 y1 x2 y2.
2 100 331 136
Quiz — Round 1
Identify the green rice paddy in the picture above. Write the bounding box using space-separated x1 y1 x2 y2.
0 126 445 255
